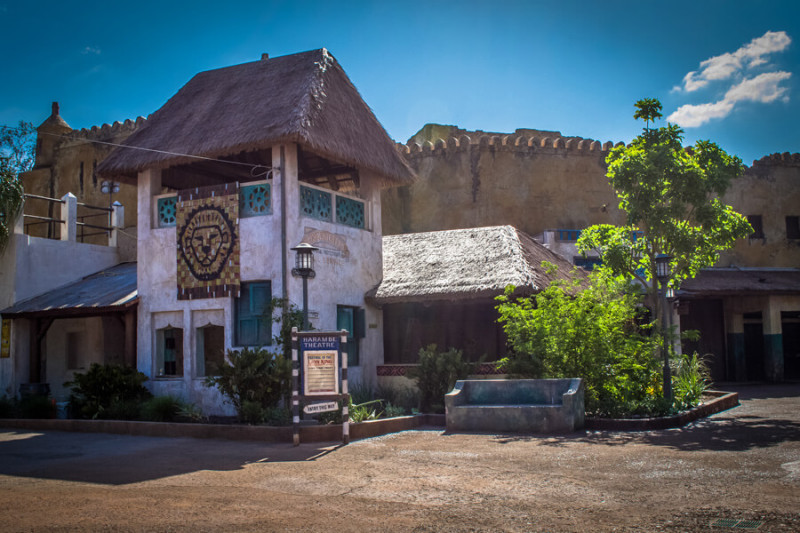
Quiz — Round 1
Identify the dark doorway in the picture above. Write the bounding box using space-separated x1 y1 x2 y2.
782 312 800 380
743 312 765 381
680 299 727 381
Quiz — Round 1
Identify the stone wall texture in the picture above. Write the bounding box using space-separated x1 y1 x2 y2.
383 123 800 269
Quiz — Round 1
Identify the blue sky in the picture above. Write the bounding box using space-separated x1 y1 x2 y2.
1 0 797 166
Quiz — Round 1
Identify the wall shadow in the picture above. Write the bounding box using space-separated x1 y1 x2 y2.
0 430 341 485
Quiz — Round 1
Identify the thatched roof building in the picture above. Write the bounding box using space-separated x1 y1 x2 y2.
98 48 414 188
370 225 581 305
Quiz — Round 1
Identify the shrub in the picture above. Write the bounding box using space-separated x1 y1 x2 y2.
0 396 15 418
240 400 267 425
141 395 188 422
496 265 662 417
264 406 292 426
18 395 53 419
65 363 152 419
672 352 711 411
177 402 206 423
204 347 291 422
375 383 419 413
348 380 375 405
408 344 474 413
384 403 406 418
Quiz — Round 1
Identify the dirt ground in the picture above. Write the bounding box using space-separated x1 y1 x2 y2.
1 383 798 532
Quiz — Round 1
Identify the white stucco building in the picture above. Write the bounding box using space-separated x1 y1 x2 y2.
97 49 415 414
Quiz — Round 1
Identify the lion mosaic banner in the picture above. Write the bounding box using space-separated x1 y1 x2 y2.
176 183 240 300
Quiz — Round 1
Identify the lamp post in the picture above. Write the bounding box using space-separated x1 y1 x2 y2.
291 242 319 330
655 254 673 402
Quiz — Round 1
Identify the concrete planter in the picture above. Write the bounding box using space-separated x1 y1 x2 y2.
584 391 739 431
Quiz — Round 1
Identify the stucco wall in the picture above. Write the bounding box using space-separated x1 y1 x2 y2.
44 316 123 401
136 144 385 415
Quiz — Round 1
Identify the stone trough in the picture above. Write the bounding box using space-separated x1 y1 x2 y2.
445 378 585 434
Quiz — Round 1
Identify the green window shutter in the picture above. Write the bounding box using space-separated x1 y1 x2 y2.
354 308 366 339
237 282 272 346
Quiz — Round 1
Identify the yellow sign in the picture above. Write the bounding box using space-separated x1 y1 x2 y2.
303 351 339 396
1 319 10 358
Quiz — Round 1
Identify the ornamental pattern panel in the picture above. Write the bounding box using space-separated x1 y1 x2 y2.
300 185 332 222
335 195 365 229
239 183 271 217
157 196 177 227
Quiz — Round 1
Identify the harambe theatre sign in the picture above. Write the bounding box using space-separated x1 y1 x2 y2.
301 335 339 396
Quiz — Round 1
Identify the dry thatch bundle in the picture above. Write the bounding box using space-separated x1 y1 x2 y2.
99 49 414 187
370 225 583 304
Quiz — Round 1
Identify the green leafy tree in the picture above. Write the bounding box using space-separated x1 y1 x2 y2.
0 122 35 252
0 121 36 175
633 97 662 133
0 157 24 251
577 98 751 322
496 265 662 416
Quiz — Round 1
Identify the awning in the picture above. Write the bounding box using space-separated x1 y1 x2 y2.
677 267 800 298
1 262 138 319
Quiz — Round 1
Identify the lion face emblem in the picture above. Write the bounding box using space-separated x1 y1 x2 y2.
179 206 236 281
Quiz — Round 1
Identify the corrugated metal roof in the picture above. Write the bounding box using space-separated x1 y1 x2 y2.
677 268 800 298
1 262 137 318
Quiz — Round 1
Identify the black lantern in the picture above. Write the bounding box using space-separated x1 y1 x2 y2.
655 254 672 284
291 242 319 330
292 242 318 277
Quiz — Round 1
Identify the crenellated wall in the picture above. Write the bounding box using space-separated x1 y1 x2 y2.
383 123 800 270
382 125 627 245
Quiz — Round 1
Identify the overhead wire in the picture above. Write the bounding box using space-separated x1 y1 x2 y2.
1 124 273 178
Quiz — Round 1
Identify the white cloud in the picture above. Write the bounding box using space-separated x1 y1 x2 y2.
668 71 792 127
724 71 791 103
82 46 101 55
678 30 791 92
668 100 735 128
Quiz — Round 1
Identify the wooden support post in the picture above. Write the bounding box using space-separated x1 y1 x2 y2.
124 310 136 367
292 327 300 446
341 329 349 445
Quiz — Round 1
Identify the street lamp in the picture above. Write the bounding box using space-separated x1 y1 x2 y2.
655 254 673 402
291 242 319 330
101 180 120 232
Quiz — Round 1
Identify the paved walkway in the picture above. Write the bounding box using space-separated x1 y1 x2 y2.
1 383 798 532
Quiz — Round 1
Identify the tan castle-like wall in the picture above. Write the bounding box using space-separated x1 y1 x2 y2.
383 125 627 238
383 123 800 269
21 105 144 259
720 153 800 268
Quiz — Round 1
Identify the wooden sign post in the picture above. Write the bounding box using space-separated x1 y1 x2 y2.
291 328 350 446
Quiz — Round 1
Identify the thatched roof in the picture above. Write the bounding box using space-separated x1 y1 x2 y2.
98 49 414 186
677 268 800 298
369 225 583 304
